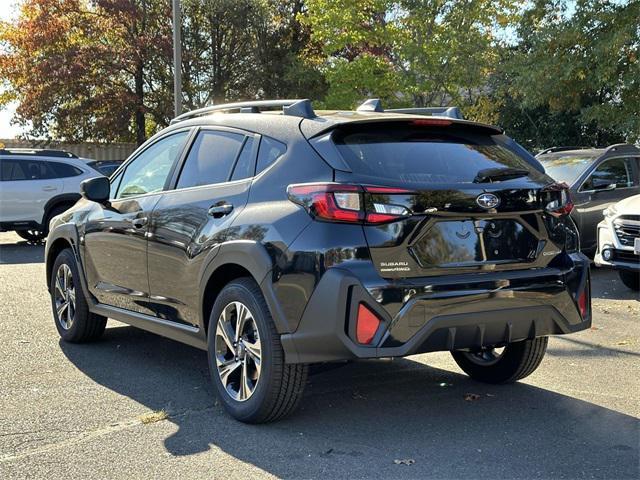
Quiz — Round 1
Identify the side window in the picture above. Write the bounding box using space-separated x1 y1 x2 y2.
20 160 53 180
1 159 27 181
116 131 189 199
256 136 286 175
582 158 633 191
177 130 245 189
110 171 123 199
230 136 256 181
48 162 83 178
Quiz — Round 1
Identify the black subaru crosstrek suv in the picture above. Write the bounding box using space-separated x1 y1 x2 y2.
45 99 591 423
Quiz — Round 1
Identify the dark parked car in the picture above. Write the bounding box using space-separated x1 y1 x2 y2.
45 99 591 423
84 159 124 177
536 145 640 254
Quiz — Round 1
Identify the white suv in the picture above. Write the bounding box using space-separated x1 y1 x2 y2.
594 194 640 291
0 149 102 241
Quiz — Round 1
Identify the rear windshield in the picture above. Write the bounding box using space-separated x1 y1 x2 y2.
536 152 598 185
333 125 542 185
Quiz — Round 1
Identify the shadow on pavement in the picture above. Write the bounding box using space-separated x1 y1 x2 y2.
60 325 639 479
0 241 45 264
548 336 640 358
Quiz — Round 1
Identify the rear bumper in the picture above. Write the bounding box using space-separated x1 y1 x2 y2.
281 253 591 363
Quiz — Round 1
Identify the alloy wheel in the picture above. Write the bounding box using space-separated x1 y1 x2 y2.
461 346 506 366
54 263 76 330
214 301 262 402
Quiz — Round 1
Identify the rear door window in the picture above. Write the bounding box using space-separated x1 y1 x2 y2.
177 130 245 189
581 158 633 191
332 124 541 185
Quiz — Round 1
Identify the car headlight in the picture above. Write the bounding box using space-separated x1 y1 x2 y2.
603 205 618 218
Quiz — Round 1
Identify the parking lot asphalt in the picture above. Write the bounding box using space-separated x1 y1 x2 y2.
0 231 638 479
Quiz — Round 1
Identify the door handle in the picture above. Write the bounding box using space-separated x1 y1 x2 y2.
208 203 233 218
42 186 57 192
131 217 148 229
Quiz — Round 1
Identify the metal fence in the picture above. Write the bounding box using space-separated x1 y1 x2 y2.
0 138 137 161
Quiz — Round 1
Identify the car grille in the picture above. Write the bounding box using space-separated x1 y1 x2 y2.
614 250 640 263
613 217 640 247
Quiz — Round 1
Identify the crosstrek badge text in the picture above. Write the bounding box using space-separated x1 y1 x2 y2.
380 261 411 272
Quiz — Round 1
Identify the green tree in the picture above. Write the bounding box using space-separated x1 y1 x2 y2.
502 0 640 146
301 0 518 109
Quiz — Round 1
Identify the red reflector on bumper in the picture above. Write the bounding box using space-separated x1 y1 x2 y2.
578 289 588 319
356 304 380 344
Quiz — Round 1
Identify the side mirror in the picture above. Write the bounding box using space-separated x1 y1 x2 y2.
80 176 110 204
591 178 616 191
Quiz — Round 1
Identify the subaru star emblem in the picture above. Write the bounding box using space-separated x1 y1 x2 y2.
476 193 500 209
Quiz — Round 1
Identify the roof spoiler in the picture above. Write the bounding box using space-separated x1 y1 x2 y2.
170 99 316 124
356 98 464 120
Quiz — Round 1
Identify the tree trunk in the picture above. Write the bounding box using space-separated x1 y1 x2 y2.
135 60 146 146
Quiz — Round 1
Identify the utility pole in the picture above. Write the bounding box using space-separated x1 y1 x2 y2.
172 0 182 117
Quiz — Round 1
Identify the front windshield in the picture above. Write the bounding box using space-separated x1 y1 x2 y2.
537 152 598 185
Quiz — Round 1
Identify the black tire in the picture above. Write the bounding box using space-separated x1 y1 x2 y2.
15 204 71 243
50 248 107 342
451 337 548 384
43 204 73 235
207 278 308 423
16 230 46 242
619 270 640 292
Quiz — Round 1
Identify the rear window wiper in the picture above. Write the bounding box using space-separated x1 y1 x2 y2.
473 167 530 183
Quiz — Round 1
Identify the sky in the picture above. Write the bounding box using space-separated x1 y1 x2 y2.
0 1 23 139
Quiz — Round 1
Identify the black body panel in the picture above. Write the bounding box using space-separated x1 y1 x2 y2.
45 109 593 365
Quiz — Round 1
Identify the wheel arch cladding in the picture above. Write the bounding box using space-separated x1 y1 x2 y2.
201 263 254 334
44 194 81 220
46 237 73 290
200 241 290 335
45 224 81 290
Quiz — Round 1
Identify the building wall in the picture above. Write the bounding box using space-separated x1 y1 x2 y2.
0 139 137 161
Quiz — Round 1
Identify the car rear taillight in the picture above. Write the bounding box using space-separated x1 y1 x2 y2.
543 182 574 217
356 304 380 344
287 183 411 224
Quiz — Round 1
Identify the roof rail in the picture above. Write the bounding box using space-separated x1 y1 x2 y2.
355 99 464 119
603 143 639 155
0 148 78 158
170 99 315 124
537 146 589 155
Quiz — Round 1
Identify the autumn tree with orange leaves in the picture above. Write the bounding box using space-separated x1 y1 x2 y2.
0 0 173 144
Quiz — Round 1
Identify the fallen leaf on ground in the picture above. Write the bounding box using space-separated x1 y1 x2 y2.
616 340 631 346
394 459 415 466
464 393 481 401
139 409 168 424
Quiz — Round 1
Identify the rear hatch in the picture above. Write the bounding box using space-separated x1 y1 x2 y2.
314 120 575 278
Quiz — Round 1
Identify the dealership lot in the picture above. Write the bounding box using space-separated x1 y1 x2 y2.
0 231 638 479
